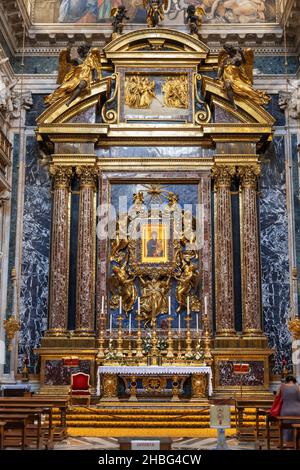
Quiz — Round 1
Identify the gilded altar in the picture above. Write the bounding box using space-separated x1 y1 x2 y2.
35 27 274 400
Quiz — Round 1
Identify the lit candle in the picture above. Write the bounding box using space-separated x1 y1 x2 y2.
129 313 132 334
168 296 171 316
204 295 208 317
138 297 141 316
101 296 104 315
196 313 199 333
110 313 112 333
187 296 190 316
119 296 122 315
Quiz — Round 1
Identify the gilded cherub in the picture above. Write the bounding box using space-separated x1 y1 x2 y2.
217 43 270 109
45 45 102 107
111 6 130 37
143 0 168 28
185 5 205 36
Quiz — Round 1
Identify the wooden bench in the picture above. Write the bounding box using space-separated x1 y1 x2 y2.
0 397 69 446
0 413 30 450
0 407 45 449
0 421 6 450
234 398 274 441
292 424 300 450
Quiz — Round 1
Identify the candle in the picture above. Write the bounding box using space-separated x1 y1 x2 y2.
178 314 181 334
129 313 132 334
109 313 112 333
138 297 141 316
101 296 104 315
204 295 208 317
187 296 190 316
168 296 171 316
119 296 122 315
196 313 199 333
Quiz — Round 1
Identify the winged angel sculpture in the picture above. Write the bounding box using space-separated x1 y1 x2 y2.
185 5 205 36
45 45 102 107
217 43 270 109
143 0 168 27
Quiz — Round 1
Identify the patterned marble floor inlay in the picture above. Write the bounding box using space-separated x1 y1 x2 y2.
53 436 256 451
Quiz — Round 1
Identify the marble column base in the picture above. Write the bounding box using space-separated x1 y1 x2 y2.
45 329 69 338
74 329 95 337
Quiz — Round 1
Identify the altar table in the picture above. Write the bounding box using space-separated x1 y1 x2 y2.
97 366 212 401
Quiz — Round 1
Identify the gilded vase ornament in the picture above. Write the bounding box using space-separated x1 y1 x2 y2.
185 5 204 36
162 76 188 109
217 44 270 108
3 316 20 351
143 0 168 28
125 75 156 109
45 45 102 107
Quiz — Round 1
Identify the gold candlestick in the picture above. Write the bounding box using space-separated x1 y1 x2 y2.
166 315 174 360
117 314 123 357
203 314 212 365
177 332 182 361
136 314 144 359
127 331 133 359
151 314 159 366
185 312 192 355
97 314 106 361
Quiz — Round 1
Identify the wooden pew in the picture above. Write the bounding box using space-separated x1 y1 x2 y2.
0 421 6 450
235 397 274 441
292 424 300 450
0 407 45 449
0 397 69 445
0 414 30 450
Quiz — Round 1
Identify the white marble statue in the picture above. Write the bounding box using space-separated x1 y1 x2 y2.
279 79 300 120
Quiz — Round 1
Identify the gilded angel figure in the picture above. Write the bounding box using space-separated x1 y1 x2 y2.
45 45 102 107
174 257 201 313
217 43 270 108
108 262 137 314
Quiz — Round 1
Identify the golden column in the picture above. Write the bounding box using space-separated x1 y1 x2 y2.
75 165 99 336
212 165 236 337
238 165 263 336
47 166 72 336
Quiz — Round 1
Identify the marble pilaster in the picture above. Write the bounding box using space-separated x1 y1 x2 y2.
238 165 263 336
75 166 99 336
47 166 72 336
212 165 236 336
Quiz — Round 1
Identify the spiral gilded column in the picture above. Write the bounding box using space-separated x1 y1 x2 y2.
238 165 263 336
212 165 236 337
47 166 72 336
75 165 99 336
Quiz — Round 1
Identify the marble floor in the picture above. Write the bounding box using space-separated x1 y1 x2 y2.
53 436 257 450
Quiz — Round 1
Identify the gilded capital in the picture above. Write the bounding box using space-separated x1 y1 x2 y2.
211 165 236 188
238 165 261 188
76 165 99 188
49 166 73 189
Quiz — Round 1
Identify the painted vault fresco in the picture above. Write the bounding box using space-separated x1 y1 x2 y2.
32 0 277 24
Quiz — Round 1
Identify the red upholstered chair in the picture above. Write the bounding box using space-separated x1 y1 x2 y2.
69 372 91 407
